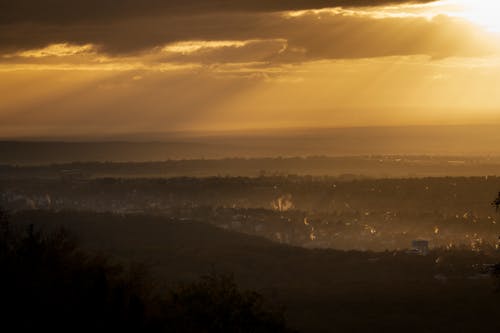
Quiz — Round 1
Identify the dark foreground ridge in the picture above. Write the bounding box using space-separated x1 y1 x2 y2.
5 209 500 333
0 208 293 333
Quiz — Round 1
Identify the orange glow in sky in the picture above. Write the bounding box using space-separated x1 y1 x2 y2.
1 0 500 138
444 0 500 32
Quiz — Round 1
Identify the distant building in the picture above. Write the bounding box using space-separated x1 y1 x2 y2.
410 240 429 256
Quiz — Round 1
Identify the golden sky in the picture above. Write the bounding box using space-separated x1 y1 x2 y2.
1 0 500 138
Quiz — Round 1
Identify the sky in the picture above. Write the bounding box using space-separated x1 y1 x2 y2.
1 0 500 138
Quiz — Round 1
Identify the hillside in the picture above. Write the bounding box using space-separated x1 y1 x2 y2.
10 210 500 333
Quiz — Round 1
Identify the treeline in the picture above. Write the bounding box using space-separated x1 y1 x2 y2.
0 208 294 333
3 155 500 178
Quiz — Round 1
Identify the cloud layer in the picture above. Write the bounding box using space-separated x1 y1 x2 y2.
0 1 435 23
1 0 457 59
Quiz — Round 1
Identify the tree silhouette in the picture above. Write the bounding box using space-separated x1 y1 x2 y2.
0 207 294 333
165 273 294 333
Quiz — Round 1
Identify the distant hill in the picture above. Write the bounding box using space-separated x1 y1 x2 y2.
2 124 500 164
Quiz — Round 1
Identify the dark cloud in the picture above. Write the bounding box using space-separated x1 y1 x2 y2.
2 11 495 62
0 0 496 62
0 1 435 24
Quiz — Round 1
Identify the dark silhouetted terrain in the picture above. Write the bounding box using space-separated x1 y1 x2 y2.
3 150 500 332
7 210 500 333
0 209 293 333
